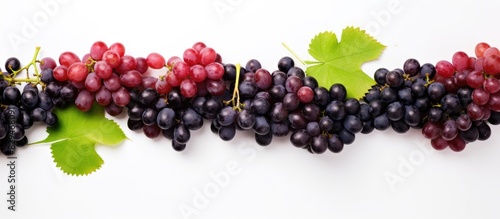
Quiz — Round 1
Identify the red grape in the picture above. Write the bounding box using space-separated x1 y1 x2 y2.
189 65 207 83
155 79 172 94
112 87 131 107
166 72 182 87
180 79 197 98
146 53 166 69
254 69 272 90
90 41 108 60
116 55 137 74
431 137 448 150
95 87 112 106
483 54 500 75
192 42 207 52
120 70 142 88
475 42 490 58
205 62 224 80
109 42 125 57
173 61 190 79
53 65 68 82
102 50 121 68
183 48 200 66
436 60 455 78
40 57 56 70
199 47 217 66
484 78 500 94
484 47 500 57
297 86 314 103
75 90 94 112
59 51 81 68
94 61 113 79
135 57 148 74
67 62 88 82
84 72 102 92
452 51 469 71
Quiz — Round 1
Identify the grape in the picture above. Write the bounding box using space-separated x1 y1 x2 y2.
21 90 39 109
142 108 158 126
200 47 217 66
442 119 458 141
272 71 287 86
448 136 466 152
94 61 113 79
182 108 203 130
255 132 273 146
127 118 144 131
109 42 125 57
189 65 207 83
427 82 445 101
297 86 314 103
3 86 21 104
285 76 303 93
325 101 345 121
431 137 448 150
180 79 197 98
310 135 328 154
404 58 421 77
484 47 500 57
40 57 57 70
174 124 191 144
183 48 200 66
385 70 404 88
146 53 165 69
484 54 500 75
85 73 102 92
116 55 137 74
30 108 47 122
289 129 310 148
386 102 404 121
205 62 224 80
143 124 161 139
477 122 491 141
460 126 479 143
157 108 176 130
253 116 270 135
475 42 490 58
374 113 390 131
329 84 347 101
287 67 305 79
95 87 112 106
205 79 226 96
40 68 54 83
38 92 54 111
472 88 490 105
119 70 142 88
278 57 294 73
466 70 485 88
245 59 261 73
302 104 320 122
467 103 485 121
343 115 363 134
269 85 286 101
314 87 331 107
238 81 258 99
90 41 108 60
217 106 236 126
489 92 500 111
75 90 94 112
250 98 270 115
59 51 81 68
303 76 318 90
53 66 68 82
420 63 436 79
338 129 355 145
103 73 121 92
237 110 256 130
374 68 389 85
219 124 236 141
483 78 500 94
380 87 397 104
102 50 121 68
67 62 88 82
254 69 272 90
452 51 470 71
436 60 455 78
112 87 131 107
404 105 421 127
105 103 123 116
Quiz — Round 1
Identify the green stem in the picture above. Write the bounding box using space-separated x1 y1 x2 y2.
282 42 306 65
224 63 242 111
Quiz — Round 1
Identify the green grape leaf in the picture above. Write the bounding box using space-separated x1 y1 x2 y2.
305 26 385 99
32 104 127 176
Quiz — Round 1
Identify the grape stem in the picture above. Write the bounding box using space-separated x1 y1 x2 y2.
224 63 243 111
282 42 306 65
6 47 42 84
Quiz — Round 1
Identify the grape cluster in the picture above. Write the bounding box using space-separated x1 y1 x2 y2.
0 57 63 155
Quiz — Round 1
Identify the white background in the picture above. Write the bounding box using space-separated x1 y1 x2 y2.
1 0 500 218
